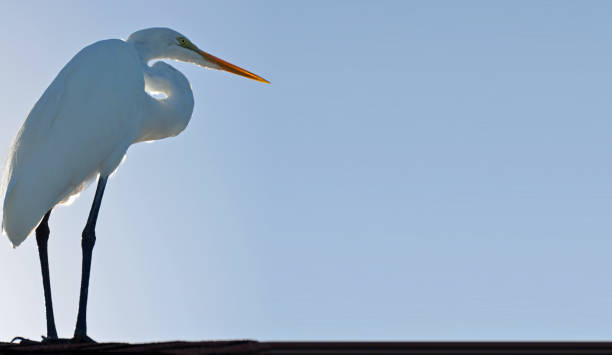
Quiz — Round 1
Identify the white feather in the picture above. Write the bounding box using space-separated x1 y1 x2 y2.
1 28 201 246
0 27 266 246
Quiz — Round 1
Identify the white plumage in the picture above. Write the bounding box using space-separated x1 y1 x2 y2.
1 28 267 247
2 39 143 246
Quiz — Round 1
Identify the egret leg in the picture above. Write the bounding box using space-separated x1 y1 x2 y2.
73 176 107 342
35 210 58 340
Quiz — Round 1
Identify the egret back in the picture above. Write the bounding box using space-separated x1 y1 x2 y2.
2 39 145 246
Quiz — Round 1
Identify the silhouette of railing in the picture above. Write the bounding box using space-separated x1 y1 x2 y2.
4 340 612 354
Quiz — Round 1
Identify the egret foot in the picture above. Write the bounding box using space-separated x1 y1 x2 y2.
10 336 38 345
41 336 72 344
10 336 71 345
71 333 96 343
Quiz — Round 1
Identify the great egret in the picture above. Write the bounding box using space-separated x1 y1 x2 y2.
1 27 268 342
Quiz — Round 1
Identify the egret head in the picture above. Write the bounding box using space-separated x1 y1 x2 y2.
127 27 269 83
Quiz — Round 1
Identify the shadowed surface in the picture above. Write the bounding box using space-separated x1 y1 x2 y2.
4 341 612 354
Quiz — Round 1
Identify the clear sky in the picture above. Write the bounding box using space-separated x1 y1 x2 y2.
1 0 612 342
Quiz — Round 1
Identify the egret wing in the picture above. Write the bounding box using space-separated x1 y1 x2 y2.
2 39 145 246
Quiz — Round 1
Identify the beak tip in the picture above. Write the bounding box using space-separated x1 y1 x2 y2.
253 76 270 84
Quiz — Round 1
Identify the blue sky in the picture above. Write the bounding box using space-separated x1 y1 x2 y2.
1 0 612 342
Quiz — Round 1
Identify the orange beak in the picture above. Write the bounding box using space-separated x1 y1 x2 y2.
197 49 269 84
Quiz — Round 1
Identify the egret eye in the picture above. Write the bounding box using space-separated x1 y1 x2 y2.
178 37 187 46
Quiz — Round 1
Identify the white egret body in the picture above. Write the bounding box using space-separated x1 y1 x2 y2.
1 28 267 342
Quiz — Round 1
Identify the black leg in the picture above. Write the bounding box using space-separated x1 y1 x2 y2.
35 210 58 340
73 176 107 342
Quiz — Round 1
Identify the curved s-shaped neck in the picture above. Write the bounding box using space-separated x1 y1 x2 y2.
135 61 195 143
